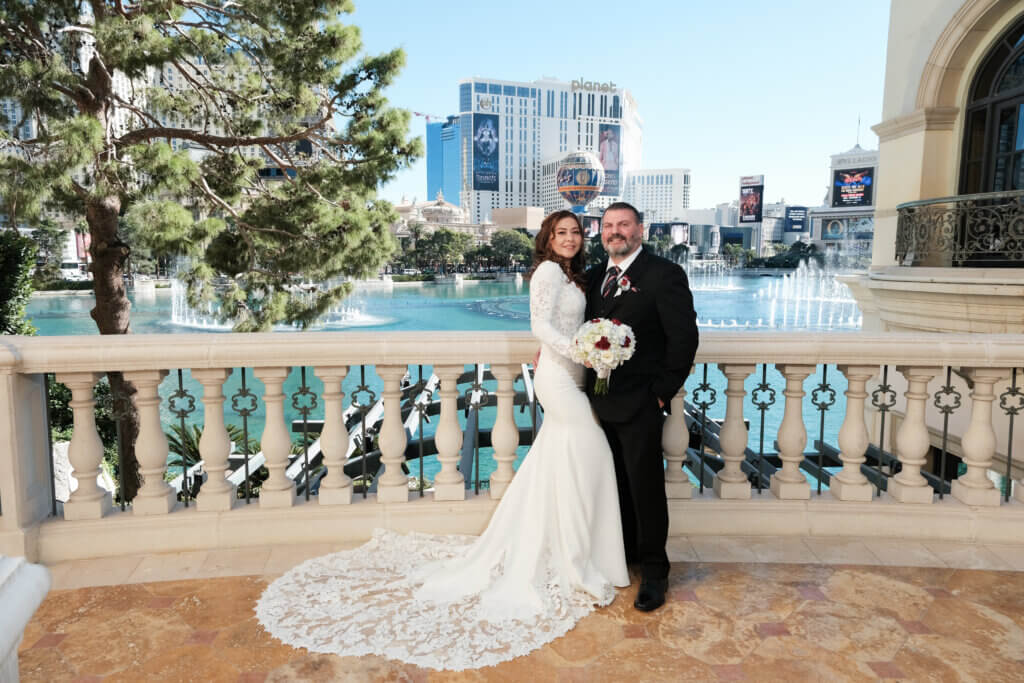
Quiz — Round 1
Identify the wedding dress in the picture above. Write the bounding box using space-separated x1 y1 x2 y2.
255 260 629 671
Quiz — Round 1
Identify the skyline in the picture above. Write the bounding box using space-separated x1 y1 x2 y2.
354 0 890 211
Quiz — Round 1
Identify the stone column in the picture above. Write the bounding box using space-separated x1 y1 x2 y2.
376 365 409 503
433 365 465 501
316 366 352 505
56 372 111 520
254 367 295 508
489 364 520 499
124 369 175 515
830 365 876 502
193 368 235 511
714 364 755 499
770 364 814 500
888 366 941 504
950 368 1006 507
663 385 692 499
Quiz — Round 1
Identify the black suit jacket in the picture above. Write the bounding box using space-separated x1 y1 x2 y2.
584 249 699 423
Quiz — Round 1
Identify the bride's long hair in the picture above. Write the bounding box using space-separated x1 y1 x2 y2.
527 210 587 287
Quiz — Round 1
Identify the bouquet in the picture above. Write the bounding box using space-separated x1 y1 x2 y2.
569 318 636 395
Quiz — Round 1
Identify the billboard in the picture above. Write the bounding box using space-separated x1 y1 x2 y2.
472 113 499 191
739 175 764 223
648 222 689 244
831 167 874 207
784 206 808 233
720 228 747 247
822 218 845 240
598 123 621 195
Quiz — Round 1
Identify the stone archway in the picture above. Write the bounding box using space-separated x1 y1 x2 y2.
917 0 1023 111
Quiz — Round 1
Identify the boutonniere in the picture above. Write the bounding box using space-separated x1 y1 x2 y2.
614 274 640 297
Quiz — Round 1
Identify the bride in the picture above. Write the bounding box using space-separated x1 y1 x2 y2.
256 210 629 671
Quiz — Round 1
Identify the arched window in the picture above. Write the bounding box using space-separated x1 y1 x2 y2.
960 15 1024 193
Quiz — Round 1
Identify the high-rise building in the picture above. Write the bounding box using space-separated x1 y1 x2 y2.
622 168 691 223
458 77 642 223
809 144 878 256
426 116 462 206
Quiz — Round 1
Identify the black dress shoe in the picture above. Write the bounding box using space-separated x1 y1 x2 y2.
633 578 668 612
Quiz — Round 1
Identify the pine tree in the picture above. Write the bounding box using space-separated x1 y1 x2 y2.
1 0 421 498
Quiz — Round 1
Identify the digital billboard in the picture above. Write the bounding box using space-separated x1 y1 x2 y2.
739 175 764 223
598 123 621 195
472 113 499 192
648 222 689 244
831 167 874 207
719 228 746 247
822 219 845 240
784 206 808 233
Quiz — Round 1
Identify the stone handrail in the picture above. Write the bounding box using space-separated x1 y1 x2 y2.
1 330 1022 564
2 330 1023 371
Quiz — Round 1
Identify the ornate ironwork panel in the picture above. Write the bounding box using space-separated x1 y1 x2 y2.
895 190 1024 267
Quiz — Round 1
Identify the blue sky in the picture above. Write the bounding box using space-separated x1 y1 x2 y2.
352 0 891 209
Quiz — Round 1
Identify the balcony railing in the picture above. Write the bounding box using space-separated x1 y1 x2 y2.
0 331 1022 565
895 189 1024 267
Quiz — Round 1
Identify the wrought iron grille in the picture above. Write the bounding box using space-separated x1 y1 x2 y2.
895 189 1024 267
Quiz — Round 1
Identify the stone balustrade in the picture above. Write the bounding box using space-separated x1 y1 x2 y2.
0 331 1022 563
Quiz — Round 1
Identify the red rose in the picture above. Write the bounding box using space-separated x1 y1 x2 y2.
611 318 622 325
590 318 601 323
594 337 611 350
623 337 631 348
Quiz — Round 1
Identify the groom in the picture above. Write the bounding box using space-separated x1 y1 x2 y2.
585 202 698 612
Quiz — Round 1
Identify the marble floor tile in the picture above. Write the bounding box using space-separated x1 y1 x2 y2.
921 541 1014 570
666 536 699 562
986 543 1024 571
803 538 882 566
745 537 819 564
690 536 759 563
863 539 948 568
126 550 210 583
262 543 336 576
198 547 272 578
49 554 145 590
21 558 1024 683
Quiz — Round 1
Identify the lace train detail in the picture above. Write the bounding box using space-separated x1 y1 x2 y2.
255 529 615 671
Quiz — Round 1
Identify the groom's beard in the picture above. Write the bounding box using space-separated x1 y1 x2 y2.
604 234 636 256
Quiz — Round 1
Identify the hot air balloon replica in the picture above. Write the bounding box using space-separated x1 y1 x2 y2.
555 151 605 214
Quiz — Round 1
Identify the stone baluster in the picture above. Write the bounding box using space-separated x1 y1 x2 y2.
715 364 755 499
770 364 814 500
663 388 692 499
376 365 409 503
662 376 692 499
191 368 235 511
124 369 175 515
57 372 111 520
489 364 520 499
830 365 877 502
316 366 352 505
254 367 295 508
888 366 941 504
951 368 1007 507
433 365 465 501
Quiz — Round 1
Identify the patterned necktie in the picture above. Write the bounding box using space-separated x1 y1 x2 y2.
601 266 621 298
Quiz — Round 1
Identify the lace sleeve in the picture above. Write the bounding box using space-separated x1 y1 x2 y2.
529 261 573 358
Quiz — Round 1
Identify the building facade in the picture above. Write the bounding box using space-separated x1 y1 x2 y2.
622 168 691 223
808 145 878 260
426 116 462 207
458 77 642 223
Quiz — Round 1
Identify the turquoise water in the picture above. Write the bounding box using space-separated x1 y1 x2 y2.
27 275 861 484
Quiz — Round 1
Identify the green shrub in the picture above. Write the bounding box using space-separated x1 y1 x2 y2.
0 230 37 334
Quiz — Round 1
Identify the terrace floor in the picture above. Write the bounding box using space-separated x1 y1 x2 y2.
18 536 1024 682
